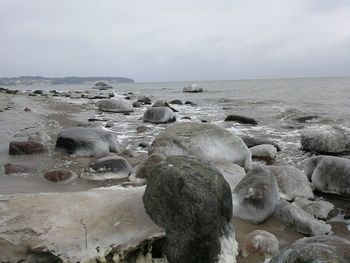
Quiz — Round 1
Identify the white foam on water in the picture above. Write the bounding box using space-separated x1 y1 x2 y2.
218 233 238 263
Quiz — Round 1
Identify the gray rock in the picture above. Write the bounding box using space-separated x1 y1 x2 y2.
268 166 314 200
250 144 277 164
55 127 119 156
270 235 350 263
240 135 281 151
143 155 238 263
273 199 331 236
183 83 203 93
90 156 132 177
105 120 114 128
132 101 142 108
152 99 170 107
211 161 246 191
150 122 252 171
304 155 350 196
300 125 350 154
96 99 133 113
143 107 176 124
169 99 183 105
137 95 152 104
293 198 334 219
136 125 151 133
232 166 279 224
224 115 257 125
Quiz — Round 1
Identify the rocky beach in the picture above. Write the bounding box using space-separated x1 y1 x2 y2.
1 78 350 263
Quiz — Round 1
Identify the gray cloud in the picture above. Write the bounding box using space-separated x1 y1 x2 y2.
0 0 349 81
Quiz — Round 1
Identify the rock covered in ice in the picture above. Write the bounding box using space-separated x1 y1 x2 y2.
268 166 314 200
211 161 246 191
304 155 350 196
96 99 133 113
292 198 334 219
300 125 350 154
183 83 203 93
0 186 164 263
143 155 238 263
149 122 252 171
55 127 119 157
232 166 279 224
241 230 279 259
143 107 176 124
89 155 132 179
273 199 331 236
270 235 350 263
249 144 277 164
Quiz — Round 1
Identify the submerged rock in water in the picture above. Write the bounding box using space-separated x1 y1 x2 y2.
240 135 281 152
90 155 132 177
273 199 331 236
4 163 36 175
0 186 164 263
249 144 277 164
232 166 279 224
43 169 77 183
300 125 350 154
143 156 238 263
9 141 47 155
304 155 350 196
169 99 183 105
55 127 119 156
268 166 314 200
96 99 133 113
27 130 51 145
183 83 203 93
241 230 279 259
150 122 252 171
143 107 176 124
270 235 350 263
224 115 258 125
292 198 334 219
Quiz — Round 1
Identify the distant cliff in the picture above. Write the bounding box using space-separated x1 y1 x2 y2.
0 76 135 86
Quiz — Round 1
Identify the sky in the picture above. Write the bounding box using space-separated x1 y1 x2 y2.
0 0 350 82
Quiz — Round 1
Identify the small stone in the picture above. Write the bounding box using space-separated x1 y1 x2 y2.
43 169 77 183
9 141 47 155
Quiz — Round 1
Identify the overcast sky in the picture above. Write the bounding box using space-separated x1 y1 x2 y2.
0 0 349 82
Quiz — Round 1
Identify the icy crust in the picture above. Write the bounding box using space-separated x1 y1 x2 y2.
0 186 164 263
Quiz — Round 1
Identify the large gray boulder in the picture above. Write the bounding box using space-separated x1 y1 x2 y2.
232 166 279 224
143 156 238 263
96 99 133 113
249 144 277 164
304 155 350 196
143 107 176 124
273 199 331 236
211 161 246 191
0 187 164 263
300 125 350 154
240 135 281 152
270 235 350 263
55 127 119 156
149 122 252 171
268 166 314 200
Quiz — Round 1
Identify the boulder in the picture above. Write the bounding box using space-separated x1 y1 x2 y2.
268 166 314 200
55 127 119 156
183 83 203 93
152 99 170 107
43 169 77 183
137 96 152 104
240 135 281 151
224 115 258 125
211 161 246 191
270 235 350 263
136 126 151 133
9 141 47 155
292 198 334 219
0 187 164 262
273 199 331 236
304 155 350 196
96 99 133 113
104 120 114 128
90 156 132 178
132 101 142 108
143 156 238 263
150 122 252 171
241 230 279 259
93 81 113 90
300 125 350 154
4 163 36 175
169 99 183 105
249 144 277 164
143 107 176 124
232 166 279 224
184 101 197 106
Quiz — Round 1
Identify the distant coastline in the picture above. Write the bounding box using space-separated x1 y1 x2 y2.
0 76 135 86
